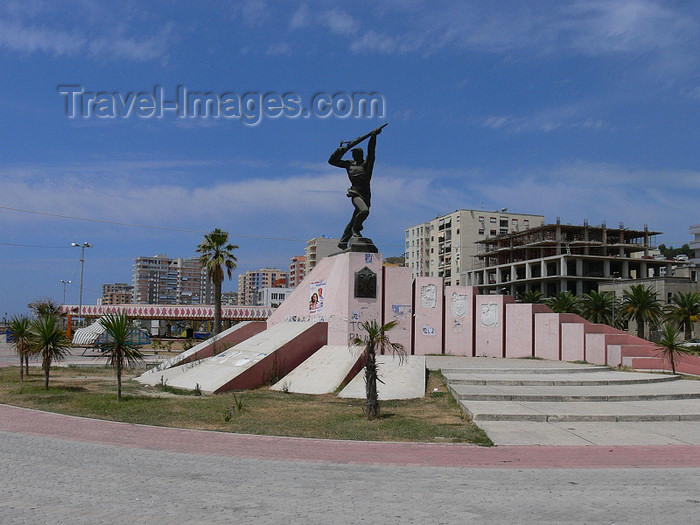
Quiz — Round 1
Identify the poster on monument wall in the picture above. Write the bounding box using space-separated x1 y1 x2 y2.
309 280 325 314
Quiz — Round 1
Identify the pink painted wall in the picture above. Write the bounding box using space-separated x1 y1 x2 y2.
413 277 444 355
382 266 413 353
584 333 607 364
534 313 585 361
444 286 477 356
505 303 551 358
475 295 515 358
628 352 700 376
561 323 586 362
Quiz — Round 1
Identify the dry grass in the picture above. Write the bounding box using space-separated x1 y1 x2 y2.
0 365 492 445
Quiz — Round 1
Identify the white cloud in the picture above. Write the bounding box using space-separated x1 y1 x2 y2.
0 19 85 56
481 103 608 133
266 42 292 56
0 4 175 62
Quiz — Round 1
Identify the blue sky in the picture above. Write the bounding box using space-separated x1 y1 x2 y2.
1 0 699 316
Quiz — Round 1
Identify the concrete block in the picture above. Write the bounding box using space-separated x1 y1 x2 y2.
270 345 362 394
475 295 515 358
444 286 477 356
505 303 551 358
338 355 426 400
534 313 585 361
413 277 444 355
382 266 413 353
561 322 586 362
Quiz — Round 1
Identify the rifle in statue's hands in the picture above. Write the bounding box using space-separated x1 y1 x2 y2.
339 123 388 148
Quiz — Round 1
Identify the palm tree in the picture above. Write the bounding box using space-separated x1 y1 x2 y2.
28 298 61 318
621 284 663 340
655 324 691 374
8 315 32 381
30 315 70 389
351 320 406 420
197 229 238 335
99 314 145 400
579 290 616 325
544 291 580 313
666 292 700 341
517 290 543 304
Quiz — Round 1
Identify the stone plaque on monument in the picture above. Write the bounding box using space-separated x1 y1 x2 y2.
354 266 377 298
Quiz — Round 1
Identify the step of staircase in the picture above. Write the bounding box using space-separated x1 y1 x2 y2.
460 399 700 422
449 381 700 402
443 370 679 386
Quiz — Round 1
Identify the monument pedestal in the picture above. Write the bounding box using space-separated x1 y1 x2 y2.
267 251 383 345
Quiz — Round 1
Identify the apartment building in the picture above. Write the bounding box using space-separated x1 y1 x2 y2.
254 287 294 308
289 255 307 288
691 223 700 265
405 209 545 286
99 283 133 305
133 255 211 305
304 237 338 273
237 268 288 306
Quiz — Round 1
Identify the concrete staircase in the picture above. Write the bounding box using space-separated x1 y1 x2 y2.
436 357 700 444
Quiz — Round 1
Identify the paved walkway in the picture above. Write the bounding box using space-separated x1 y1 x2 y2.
1 404 700 524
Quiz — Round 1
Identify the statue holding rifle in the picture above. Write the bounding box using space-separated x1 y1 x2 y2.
329 123 387 251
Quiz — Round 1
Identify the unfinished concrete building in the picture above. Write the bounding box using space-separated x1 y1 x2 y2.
465 220 673 296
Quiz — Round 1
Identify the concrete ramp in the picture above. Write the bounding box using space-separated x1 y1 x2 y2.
338 355 426 400
137 321 266 380
270 345 363 394
136 321 327 393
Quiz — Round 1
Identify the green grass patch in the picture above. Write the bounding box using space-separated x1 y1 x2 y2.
0 366 492 445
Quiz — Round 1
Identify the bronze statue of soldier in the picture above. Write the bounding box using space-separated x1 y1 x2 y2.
329 123 387 250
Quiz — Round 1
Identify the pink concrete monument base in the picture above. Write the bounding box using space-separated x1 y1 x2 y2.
268 251 383 346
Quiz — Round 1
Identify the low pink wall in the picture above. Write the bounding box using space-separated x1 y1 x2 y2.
535 313 585 361
628 353 700 376
444 286 477 356
561 323 585 362
584 333 607 364
382 267 413 354
506 303 551 358
475 295 515 358
413 277 444 355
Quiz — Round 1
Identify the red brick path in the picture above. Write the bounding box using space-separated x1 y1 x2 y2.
2 404 699 469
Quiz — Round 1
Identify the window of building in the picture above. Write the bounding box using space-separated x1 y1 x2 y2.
524 219 529 226
490 229 497 236
479 228 485 235
490 217 496 223
500 228 508 235
512 218 518 223
500 219 508 228
456 228 459 234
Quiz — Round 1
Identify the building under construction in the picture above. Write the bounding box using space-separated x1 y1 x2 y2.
464 220 674 296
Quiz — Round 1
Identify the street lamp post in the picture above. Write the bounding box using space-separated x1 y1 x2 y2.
60 279 72 305
71 242 92 327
